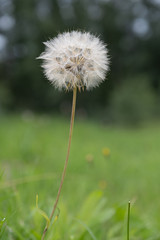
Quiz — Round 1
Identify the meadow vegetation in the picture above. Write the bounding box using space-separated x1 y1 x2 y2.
0 114 160 239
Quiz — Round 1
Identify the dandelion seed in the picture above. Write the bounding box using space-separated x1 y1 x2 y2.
38 31 109 91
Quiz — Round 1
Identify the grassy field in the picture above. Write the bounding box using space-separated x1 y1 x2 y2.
0 114 160 239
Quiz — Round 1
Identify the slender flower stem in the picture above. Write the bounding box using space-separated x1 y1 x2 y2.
127 201 131 240
41 87 77 240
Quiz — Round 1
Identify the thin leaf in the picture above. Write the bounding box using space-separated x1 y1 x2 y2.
75 218 97 240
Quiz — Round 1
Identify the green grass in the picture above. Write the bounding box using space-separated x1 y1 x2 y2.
0 114 160 239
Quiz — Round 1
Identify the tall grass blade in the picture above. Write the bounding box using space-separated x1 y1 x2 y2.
127 201 131 240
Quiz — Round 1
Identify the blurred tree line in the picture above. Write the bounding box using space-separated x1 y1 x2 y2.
0 0 160 123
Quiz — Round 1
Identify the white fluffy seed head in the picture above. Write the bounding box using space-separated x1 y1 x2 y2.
37 31 109 91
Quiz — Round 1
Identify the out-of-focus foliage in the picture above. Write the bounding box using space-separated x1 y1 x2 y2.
110 75 158 125
1 115 160 239
0 0 160 122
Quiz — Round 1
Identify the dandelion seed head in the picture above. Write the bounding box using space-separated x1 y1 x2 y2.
38 31 109 91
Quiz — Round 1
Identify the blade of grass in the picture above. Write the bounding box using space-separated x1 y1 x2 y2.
127 201 131 240
75 218 97 240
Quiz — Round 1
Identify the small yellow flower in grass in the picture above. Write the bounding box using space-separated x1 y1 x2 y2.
85 154 94 164
102 147 110 157
99 180 107 190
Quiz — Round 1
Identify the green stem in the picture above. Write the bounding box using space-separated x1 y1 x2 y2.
127 201 131 240
41 87 77 240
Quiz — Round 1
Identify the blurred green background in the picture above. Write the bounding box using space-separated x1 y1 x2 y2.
0 0 160 124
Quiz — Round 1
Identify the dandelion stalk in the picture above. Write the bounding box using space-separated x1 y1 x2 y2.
41 87 77 240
